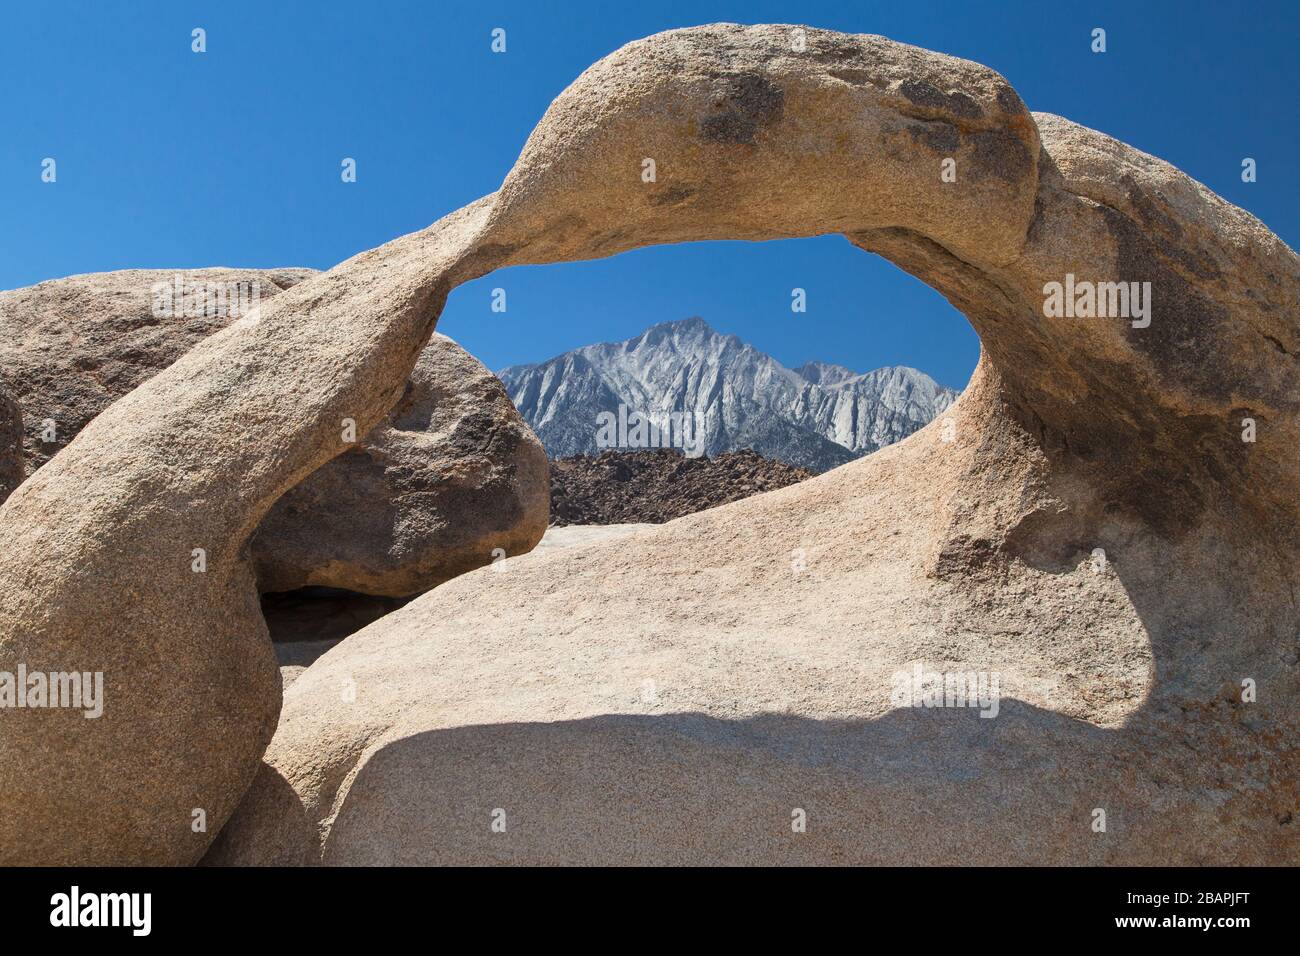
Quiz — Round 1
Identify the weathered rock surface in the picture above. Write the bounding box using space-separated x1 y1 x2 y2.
0 199 521 864
3 24 1296 866
515 521 654 556
253 333 549 596
276 640 349 693
0 269 316 478
267 525 649 694
0 273 548 598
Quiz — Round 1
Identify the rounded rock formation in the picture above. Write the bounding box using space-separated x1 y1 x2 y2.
0 271 548 599
253 333 548 597
3 24 1296 865
0 268 316 478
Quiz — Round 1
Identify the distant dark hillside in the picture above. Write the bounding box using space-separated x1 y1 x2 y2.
549 448 813 526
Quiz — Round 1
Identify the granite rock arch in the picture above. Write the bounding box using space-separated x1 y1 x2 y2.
2 24 1296 864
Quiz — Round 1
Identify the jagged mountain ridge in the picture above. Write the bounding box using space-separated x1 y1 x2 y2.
499 317 959 472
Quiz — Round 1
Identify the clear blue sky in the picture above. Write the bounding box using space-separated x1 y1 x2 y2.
3 1 1296 389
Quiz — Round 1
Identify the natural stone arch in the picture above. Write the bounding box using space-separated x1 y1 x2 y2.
1 24 1296 865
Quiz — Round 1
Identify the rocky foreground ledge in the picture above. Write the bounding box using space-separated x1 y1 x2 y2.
2 24 1296 865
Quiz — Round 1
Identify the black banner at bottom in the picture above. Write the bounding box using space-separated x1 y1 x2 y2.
0 866 1283 941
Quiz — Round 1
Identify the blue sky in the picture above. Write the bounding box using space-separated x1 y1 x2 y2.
3 2 1296 389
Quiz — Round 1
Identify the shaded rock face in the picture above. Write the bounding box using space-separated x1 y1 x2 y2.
549 449 812 525
253 333 550 597
3 25 1296 866
0 274 548 598
0 393 22 502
